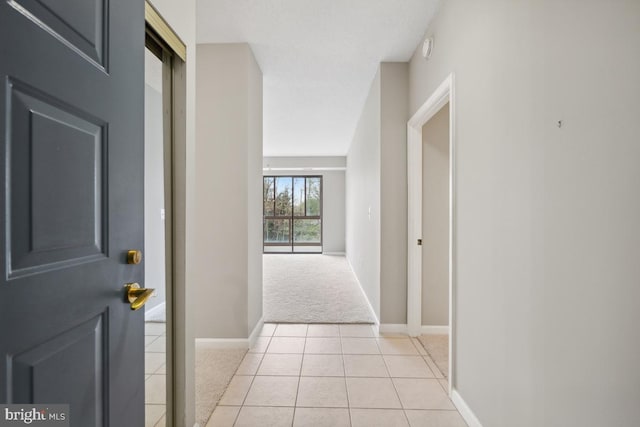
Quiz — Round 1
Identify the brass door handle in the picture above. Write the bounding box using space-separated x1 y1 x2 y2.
124 283 155 311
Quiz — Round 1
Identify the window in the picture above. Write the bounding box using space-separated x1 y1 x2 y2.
263 176 322 253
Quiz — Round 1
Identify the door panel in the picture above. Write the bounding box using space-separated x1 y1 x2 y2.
8 79 107 277
8 0 108 69
11 313 106 426
0 0 145 425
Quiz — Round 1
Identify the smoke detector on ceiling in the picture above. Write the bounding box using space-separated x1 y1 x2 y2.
422 37 434 59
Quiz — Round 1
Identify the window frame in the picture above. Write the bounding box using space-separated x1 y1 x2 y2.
263 175 323 253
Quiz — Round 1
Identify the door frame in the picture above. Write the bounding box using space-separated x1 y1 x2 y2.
144 2 189 425
406 73 456 393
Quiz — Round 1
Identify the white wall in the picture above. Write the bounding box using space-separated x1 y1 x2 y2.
145 1 197 426
263 156 346 253
194 43 263 339
421 104 449 326
409 1 640 426
346 71 381 320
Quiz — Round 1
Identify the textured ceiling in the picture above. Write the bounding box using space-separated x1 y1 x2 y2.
197 0 440 156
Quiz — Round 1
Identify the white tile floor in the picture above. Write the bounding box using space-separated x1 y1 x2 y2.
145 322 167 427
206 323 467 427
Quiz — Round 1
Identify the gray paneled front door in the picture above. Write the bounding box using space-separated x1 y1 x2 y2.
0 0 146 426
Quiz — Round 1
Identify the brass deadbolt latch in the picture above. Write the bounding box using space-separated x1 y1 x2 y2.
127 250 142 265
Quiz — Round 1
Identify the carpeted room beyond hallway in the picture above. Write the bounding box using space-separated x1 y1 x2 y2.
262 254 377 324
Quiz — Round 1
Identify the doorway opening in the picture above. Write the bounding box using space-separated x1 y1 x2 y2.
407 74 455 394
419 102 451 383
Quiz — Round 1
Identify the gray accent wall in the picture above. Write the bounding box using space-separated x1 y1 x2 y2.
263 156 346 253
409 1 640 426
346 63 409 324
379 63 409 325
194 43 263 339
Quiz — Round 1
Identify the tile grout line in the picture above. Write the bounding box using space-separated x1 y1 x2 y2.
232 403 438 410
231 334 273 425
290 331 307 426
377 335 416 424
417 336 449 380
245 329 278 422
378 338 406 411
339 329 354 427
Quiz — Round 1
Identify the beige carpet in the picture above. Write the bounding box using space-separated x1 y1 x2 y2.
195 346 247 426
263 254 376 323
418 334 449 378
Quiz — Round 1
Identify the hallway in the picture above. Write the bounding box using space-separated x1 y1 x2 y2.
206 323 467 426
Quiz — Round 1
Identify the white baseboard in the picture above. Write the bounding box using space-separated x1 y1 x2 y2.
195 338 248 349
145 301 165 321
376 324 450 335
379 324 408 334
421 325 450 335
195 316 265 350
345 256 380 326
323 251 346 256
452 389 483 427
248 316 264 348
